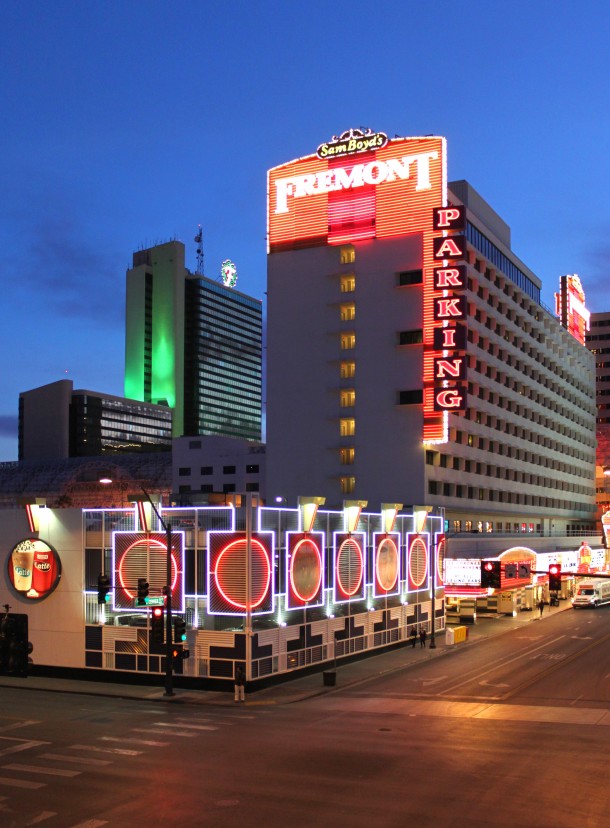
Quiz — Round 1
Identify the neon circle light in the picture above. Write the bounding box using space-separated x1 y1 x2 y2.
118 537 179 598
436 536 446 586
376 537 399 592
336 537 364 597
290 537 322 603
214 538 271 610
409 537 428 587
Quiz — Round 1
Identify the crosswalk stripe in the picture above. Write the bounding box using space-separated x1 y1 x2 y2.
99 736 168 747
0 776 45 789
3 763 81 777
68 821 108 828
69 744 143 757
39 753 111 767
25 810 56 825
131 728 197 738
152 722 218 731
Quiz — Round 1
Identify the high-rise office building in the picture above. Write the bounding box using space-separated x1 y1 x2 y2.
125 241 263 442
18 379 172 461
266 130 597 534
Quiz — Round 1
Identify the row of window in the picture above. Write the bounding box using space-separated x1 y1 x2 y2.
426 450 593 496
178 464 260 477
178 482 260 494
428 481 595 512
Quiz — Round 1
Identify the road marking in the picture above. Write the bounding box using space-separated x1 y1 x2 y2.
0 720 41 733
131 728 197 738
39 753 111 766
479 680 509 688
152 722 218 731
68 821 108 828
438 635 567 696
3 763 81 777
0 738 49 757
25 811 56 825
99 736 168 747
69 744 143 757
0 776 46 789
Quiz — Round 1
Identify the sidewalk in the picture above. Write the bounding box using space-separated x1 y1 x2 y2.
0 602 567 707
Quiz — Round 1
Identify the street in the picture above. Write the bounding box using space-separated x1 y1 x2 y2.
0 607 609 827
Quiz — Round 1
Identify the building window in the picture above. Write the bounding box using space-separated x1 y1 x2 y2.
246 482 259 492
398 330 423 345
340 246 355 264
398 390 423 405
340 361 356 379
178 484 191 493
340 274 355 292
340 418 355 437
200 484 214 493
246 464 259 474
340 389 355 407
179 467 191 477
223 483 236 493
340 303 355 321
340 447 355 465
340 476 356 494
201 466 213 475
397 269 423 286
223 465 236 474
341 331 356 350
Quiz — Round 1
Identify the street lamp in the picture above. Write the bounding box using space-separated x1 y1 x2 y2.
100 476 175 697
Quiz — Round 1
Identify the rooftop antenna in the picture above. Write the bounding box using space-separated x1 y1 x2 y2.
194 225 204 275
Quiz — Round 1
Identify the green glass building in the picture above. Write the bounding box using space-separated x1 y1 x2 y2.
125 241 262 441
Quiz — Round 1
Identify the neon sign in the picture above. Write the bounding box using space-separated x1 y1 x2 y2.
286 532 325 609
207 531 274 616
429 205 468 415
112 532 185 613
316 127 388 159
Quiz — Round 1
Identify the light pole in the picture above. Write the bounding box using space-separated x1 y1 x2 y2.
136 489 174 698
100 475 175 697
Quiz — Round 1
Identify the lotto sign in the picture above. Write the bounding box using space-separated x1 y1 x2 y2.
112 532 185 613
406 533 429 592
372 533 401 597
286 532 325 609
333 532 366 604
207 532 274 616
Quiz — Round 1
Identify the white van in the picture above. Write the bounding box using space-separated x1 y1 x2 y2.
571 579 610 609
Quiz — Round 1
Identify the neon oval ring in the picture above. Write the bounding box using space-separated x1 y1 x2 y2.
118 537 178 597
375 536 399 592
409 537 428 588
336 537 364 597
289 537 322 603
436 537 446 585
214 538 271 610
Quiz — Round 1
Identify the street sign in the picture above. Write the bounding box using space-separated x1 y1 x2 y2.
133 596 165 607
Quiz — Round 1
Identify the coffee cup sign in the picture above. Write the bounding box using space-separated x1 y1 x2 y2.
8 538 61 600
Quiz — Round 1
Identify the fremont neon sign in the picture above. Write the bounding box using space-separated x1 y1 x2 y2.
274 150 438 214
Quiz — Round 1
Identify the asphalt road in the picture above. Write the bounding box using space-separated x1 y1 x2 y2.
0 607 608 827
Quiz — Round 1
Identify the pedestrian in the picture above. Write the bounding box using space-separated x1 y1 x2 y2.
419 626 427 648
409 627 417 648
234 664 246 703
538 598 544 617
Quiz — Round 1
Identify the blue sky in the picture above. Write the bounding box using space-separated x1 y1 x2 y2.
1 0 609 460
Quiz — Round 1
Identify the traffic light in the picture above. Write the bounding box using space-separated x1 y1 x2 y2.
137 578 150 606
97 573 111 604
480 560 502 589
549 564 562 591
174 617 187 643
151 607 164 644
171 646 190 663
